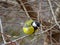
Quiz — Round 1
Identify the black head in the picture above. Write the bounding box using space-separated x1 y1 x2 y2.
32 21 40 27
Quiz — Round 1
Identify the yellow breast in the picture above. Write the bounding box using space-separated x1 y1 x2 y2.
23 26 34 35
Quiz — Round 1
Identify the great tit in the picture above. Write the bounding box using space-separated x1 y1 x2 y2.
23 20 40 35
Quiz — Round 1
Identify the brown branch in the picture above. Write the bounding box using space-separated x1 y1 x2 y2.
16 0 37 20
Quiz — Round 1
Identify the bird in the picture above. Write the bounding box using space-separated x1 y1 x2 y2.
23 19 40 35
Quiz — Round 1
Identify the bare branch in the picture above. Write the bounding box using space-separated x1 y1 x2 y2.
5 35 29 44
0 19 6 44
54 2 60 7
48 0 60 28
16 0 31 19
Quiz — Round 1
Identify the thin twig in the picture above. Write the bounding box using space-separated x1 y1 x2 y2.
19 0 31 19
46 32 58 43
54 2 60 7
37 22 59 35
48 0 60 28
5 35 29 44
0 18 6 45
28 23 59 42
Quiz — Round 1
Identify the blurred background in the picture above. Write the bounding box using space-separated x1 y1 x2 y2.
0 0 60 45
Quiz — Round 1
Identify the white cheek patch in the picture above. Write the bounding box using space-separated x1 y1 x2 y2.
32 22 37 27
